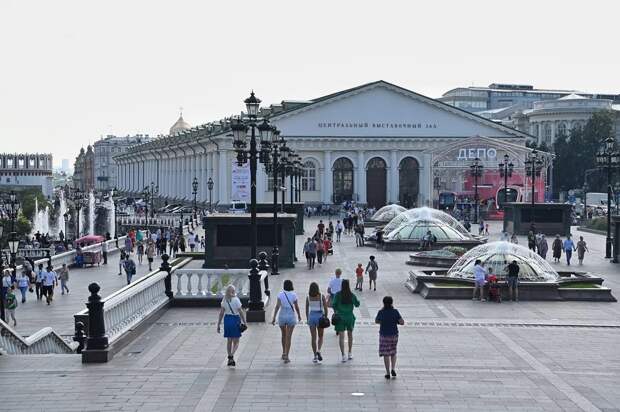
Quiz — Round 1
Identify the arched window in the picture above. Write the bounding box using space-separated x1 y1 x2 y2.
332 157 354 203
557 122 567 137
531 124 540 137
543 123 552 143
301 160 317 191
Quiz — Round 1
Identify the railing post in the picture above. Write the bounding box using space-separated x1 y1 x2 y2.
246 258 265 322
160 254 173 300
82 282 111 363
258 251 270 297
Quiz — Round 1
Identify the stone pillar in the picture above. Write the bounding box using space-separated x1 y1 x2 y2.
218 150 228 204
323 150 332 204
420 153 433 206
389 150 398 203
357 151 366 204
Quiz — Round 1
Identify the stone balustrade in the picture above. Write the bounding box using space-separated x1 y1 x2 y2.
174 268 252 298
0 320 77 355
74 257 192 345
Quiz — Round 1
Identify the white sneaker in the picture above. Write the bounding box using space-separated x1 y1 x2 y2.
341 355 347 363
348 353 353 360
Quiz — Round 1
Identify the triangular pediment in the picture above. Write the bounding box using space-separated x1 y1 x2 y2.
270 81 530 139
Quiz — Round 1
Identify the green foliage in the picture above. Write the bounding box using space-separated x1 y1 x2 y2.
17 188 49 221
585 217 607 231
552 110 614 195
0 215 31 243
210 274 231 294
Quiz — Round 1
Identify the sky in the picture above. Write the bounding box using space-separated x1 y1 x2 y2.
1 0 618 166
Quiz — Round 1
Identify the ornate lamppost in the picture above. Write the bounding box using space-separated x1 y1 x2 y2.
207 177 214 212
68 189 85 239
498 154 514 209
595 137 620 258
142 186 150 225
294 156 303 203
264 129 282 276
524 149 544 226
231 91 275 322
469 158 483 224
192 176 199 221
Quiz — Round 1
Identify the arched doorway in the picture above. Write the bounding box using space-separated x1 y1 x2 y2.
332 157 354 204
399 157 419 208
366 157 387 208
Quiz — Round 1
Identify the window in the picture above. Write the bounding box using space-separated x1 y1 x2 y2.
267 176 282 192
544 123 552 143
557 122 567 137
301 160 317 191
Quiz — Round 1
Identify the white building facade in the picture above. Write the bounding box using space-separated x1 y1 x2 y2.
114 81 531 208
94 134 153 191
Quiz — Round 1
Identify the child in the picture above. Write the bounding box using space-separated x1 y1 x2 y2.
355 263 364 291
486 273 501 303
6 285 18 326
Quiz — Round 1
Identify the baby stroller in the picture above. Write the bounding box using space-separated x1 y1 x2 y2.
486 275 501 303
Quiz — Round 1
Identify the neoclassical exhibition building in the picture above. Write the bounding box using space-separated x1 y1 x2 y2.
114 81 542 209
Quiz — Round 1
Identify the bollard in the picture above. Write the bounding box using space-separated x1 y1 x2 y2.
160 253 173 299
246 258 265 322
82 282 111 363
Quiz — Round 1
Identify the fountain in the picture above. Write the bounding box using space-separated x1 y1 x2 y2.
32 198 50 236
365 204 407 227
106 191 115 238
88 191 95 236
406 241 616 301
57 190 67 238
79 207 85 238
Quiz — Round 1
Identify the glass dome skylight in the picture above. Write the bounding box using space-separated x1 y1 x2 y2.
447 241 560 282
371 204 407 222
385 219 472 242
382 207 470 236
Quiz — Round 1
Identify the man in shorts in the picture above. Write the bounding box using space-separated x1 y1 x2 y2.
472 259 487 301
42 266 58 305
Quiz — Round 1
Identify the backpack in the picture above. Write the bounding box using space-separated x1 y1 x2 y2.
125 259 136 275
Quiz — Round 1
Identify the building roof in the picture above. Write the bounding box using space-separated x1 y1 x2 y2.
169 114 191 135
558 93 588 100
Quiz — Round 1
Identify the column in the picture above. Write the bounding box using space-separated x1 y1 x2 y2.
357 151 366 204
421 153 432 207
211 151 218 204
201 153 207 202
218 150 228 204
322 151 332 204
389 150 398 203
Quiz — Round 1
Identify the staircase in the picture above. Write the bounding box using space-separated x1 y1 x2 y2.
0 320 77 355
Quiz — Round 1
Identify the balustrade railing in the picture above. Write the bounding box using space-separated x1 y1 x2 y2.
174 268 253 298
74 257 192 344
0 320 77 355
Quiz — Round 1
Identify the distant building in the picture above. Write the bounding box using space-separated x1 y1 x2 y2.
0 153 54 198
440 83 620 146
439 83 620 112
93 134 153 191
73 145 95 192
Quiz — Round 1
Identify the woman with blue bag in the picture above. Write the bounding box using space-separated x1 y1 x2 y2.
217 285 247 367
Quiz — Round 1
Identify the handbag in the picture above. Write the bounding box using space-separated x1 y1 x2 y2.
314 294 331 329
226 299 247 334
331 313 341 325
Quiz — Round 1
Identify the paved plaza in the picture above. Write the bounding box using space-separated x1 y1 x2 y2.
1 219 619 411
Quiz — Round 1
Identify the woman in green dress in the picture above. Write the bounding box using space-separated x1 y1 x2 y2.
332 279 360 363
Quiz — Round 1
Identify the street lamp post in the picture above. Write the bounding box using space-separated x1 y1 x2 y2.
207 177 214 213
192 177 199 221
498 154 514 209
69 189 85 239
150 182 158 218
469 158 483 224
596 137 620 258
142 186 150 226
525 149 545 227
265 129 280 276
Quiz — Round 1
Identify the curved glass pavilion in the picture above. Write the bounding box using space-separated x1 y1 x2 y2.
382 207 470 236
385 219 474 242
371 204 407 222
447 241 560 282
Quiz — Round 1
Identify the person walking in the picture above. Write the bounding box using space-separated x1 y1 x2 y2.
42 266 57 305
335 220 344 242
118 250 126 276
332 279 360 362
146 240 155 271
271 280 302 363
355 263 364 291
123 254 137 285
16 270 30 304
101 240 108 265
316 236 325 265
506 260 520 302
576 236 588 265
327 268 343 307
58 263 70 295
472 259 487 301
366 255 379 291
537 234 549 260
322 236 332 263
2 269 13 303
136 241 144 265
217 285 247 367
552 235 563 263
305 282 328 363
6 285 18 326
375 296 404 379
35 263 44 300
307 238 317 269
563 235 576 266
